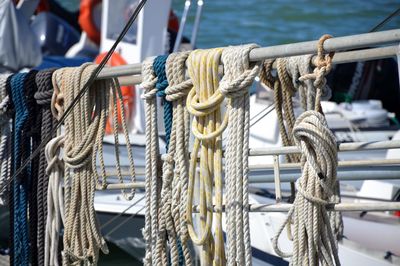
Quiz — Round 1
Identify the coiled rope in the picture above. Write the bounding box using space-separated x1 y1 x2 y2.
186 48 226 265
10 72 30 266
220 44 260 266
271 35 342 266
52 64 110 265
165 51 193 266
140 57 160 265
34 68 58 266
0 73 12 205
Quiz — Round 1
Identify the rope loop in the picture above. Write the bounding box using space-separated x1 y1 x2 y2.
165 51 192 101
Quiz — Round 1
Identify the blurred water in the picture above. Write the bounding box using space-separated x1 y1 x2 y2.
172 0 400 48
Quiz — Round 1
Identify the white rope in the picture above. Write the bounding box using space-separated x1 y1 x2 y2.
0 73 11 206
44 135 65 266
53 64 111 265
272 111 340 266
220 44 260 266
140 58 160 266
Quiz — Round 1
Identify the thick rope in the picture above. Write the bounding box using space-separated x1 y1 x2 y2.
166 51 193 266
0 73 12 206
272 111 340 266
53 64 110 265
141 58 160 266
34 68 57 266
271 35 342 265
220 44 260 266
186 48 226 265
24 70 41 266
10 72 30 266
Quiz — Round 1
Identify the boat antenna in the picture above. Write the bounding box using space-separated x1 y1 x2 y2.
0 0 148 195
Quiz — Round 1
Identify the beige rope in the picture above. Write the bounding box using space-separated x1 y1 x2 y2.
220 44 260 266
53 64 114 265
140 58 160 266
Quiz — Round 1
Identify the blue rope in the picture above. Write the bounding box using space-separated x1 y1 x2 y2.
153 56 185 265
153 55 173 151
10 73 30 266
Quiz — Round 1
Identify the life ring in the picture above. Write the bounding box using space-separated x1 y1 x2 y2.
95 52 135 134
79 0 102 45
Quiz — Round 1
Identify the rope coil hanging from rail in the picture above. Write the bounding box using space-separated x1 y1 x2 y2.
269 35 342 266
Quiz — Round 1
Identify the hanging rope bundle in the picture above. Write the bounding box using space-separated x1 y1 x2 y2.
52 64 110 265
186 48 226 265
165 51 193 266
271 35 342 265
0 73 12 205
272 111 340 266
220 44 260 266
34 68 58 266
140 57 160 265
10 72 31 266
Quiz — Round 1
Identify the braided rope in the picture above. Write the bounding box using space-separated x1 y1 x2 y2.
0 73 12 205
53 64 110 265
34 68 57 266
166 51 193 266
272 111 340 266
140 58 160 266
10 72 30 266
220 44 260 266
186 48 226 265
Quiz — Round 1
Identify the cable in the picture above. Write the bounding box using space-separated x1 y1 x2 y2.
0 0 148 195
369 7 400 33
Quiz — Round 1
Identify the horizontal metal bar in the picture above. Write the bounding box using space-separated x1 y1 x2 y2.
249 139 400 156
96 29 400 80
192 202 400 213
249 165 400 183
251 158 400 170
249 29 400 61
95 182 146 190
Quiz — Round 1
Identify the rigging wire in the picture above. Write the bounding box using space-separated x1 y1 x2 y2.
0 0 148 195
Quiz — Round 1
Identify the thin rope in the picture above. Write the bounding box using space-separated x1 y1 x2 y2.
220 44 260 266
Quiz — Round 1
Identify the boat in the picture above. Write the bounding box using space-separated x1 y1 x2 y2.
0 1 399 265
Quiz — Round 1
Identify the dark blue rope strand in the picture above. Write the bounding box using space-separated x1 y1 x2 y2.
154 55 173 152
10 73 30 266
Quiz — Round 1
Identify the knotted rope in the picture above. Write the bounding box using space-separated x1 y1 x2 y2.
34 68 57 266
272 111 340 266
166 51 193 266
52 64 110 265
271 35 342 265
186 48 226 265
154 51 194 266
220 44 260 266
10 72 30 266
140 57 160 266
0 73 12 206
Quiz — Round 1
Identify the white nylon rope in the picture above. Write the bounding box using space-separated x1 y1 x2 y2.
0 73 11 205
140 58 160 266
220 44 260 266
